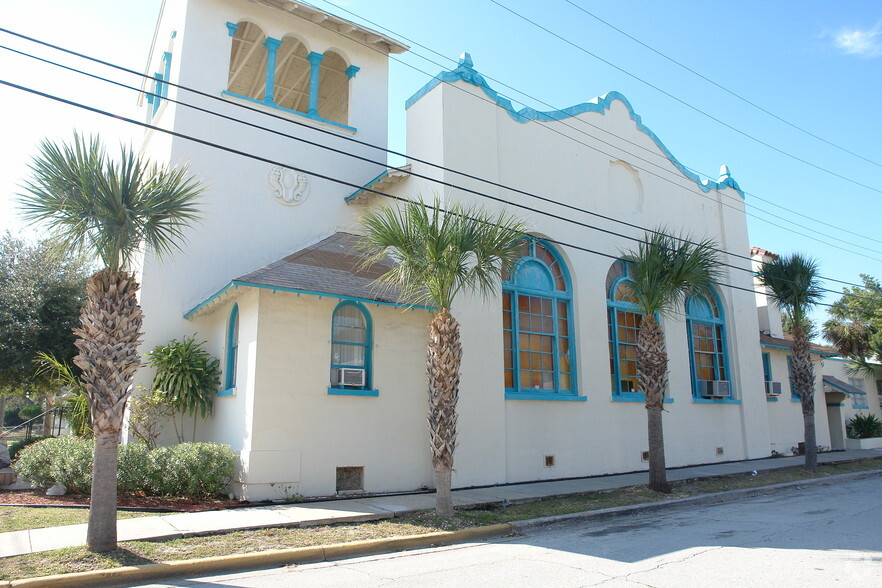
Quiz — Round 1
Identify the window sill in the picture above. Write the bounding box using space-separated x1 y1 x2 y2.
766 396 779 402
328 387 379 397
217 388 236 397
505 392 586 402
692 397 742 404
612 395 674 404
222 91 357 133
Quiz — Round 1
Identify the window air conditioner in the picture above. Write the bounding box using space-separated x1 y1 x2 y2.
700 380 731 399
764 381 782 396
334 368 366 387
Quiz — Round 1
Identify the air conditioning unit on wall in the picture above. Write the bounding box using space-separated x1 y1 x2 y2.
701 380 731 399
334 368 366 387
765 381 782 396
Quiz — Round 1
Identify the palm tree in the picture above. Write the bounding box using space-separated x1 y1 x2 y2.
623 230 721 492
756 253 823 471
19 133 203 552
360 197 526 515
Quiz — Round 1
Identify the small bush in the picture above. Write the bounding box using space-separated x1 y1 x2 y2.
8 436 50 461
147 443 236 498
117 442 151 492
18 405 43 421
14 437 236 498
846 413 882 439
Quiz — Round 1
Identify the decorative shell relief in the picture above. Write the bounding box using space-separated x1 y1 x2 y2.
268 166 310 206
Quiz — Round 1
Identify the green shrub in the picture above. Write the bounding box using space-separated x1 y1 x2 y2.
13 438 235 498
147 443 236 498
18 405 42 421
846 413 882 439
117 442 151 492
8 436 50 461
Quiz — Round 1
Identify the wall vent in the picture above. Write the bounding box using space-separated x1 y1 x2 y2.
641 451 650 463
336 466 364 493
716 446 725 457
544 455 555 468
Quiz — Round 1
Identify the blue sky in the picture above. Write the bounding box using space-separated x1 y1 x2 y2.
1 0 880 323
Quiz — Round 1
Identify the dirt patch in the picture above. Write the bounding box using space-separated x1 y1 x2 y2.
0 489 247 512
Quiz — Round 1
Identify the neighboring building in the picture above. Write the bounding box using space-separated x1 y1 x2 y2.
751 247 882 452
135 0 816 501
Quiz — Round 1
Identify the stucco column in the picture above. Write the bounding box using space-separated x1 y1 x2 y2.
263 37 282 104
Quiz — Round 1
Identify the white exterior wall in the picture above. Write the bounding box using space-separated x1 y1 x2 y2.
824 357 882 449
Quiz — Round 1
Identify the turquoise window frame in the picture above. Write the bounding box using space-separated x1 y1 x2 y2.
606 260 643 402
848 378 868 409
503 238 582 401
223 22 358 132
787 355 799 401
220 303 239 395
147 51 172 118
762 352 777 402
328 300 378 397
686 290 737 403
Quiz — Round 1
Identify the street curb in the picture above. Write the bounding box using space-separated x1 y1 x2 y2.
511 469 882 532
2 524 514 588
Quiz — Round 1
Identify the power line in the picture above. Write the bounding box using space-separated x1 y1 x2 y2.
562 0 882 171
3 77 876 316
486 0 882 197
2 30 877 295
305 0 882 251
8 39 879 301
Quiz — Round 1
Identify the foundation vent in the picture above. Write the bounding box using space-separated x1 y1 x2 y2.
716 446 725 457
544 455 555 468
336 466 364 493
641 451 650 463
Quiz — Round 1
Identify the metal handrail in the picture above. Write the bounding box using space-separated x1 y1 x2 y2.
1 406 66 440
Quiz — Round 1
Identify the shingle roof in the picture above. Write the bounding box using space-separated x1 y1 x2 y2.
759 332 837 356
822 376 864 396
184 233 424 318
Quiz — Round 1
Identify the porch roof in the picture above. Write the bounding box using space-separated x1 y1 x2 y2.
184 232 429 319
759 332 837 356
822 376 864 397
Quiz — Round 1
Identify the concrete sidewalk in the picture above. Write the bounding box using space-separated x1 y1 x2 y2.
2 449 879 559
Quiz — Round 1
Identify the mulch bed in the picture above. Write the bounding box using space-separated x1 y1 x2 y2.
0 489 247 512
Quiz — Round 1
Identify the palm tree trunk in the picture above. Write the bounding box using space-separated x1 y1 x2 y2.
73 270 143 552
426 310 461 516
638 315 671 492
792 331 817 471
42 393 56 437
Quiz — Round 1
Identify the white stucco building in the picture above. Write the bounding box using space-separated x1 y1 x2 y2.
135 0 872 501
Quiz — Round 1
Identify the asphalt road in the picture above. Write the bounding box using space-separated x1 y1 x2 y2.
140 475 882 587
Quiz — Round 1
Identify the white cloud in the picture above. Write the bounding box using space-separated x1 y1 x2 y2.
834 23 882 58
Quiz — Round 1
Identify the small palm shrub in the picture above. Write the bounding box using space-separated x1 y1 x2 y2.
14 438 236 498
846 413 882 439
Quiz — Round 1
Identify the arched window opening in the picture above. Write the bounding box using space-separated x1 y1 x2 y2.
273 36 311 113
502 239 577 399
686 291 732 400
317 51 350 125
606 259 643 399
330 302 371 391
227 22 268 101
224 304 240 391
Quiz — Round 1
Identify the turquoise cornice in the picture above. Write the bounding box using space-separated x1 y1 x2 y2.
406 53 744 199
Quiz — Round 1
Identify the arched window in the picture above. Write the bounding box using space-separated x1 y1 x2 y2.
224 304 239 392
329 301 374 395
224 23 357 129
685 291 731 400
502 239 579 400
606 259 643 400
227 22 268 102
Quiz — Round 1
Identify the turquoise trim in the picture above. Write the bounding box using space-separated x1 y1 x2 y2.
826 402 844 407
328 388 379 397
345 168 393 203
330 300 373 391
307 52 324 116
406 53 744 199
505 392 587 402
759 341 835 356
217 388 235 397
686 289 732 401
221 91 357 132
825 356 852 362
787 355 799 401
224 304 239 391
762 352 772 382
183 280 434 319
766 396 779 402
612 396 674 404
502 238 578 399
226 22 239 37
345 65 360 79
263 37 282 104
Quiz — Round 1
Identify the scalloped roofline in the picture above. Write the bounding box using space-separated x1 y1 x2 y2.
405 53 743 199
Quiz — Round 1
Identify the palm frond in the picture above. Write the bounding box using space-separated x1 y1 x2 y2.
18 132 205 272
359 197 527 310
755 253 823 327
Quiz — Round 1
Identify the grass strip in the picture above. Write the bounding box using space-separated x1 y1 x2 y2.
2 457 879 581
